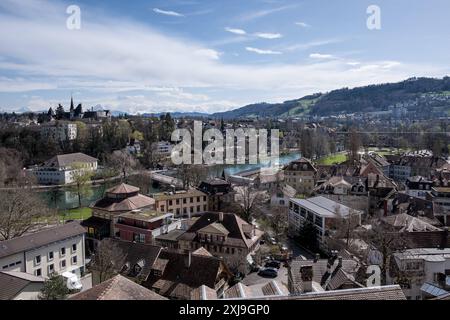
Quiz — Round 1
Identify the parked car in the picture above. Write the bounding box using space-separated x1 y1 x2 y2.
264 260 281 269
250 263 260 273
258 267 278 278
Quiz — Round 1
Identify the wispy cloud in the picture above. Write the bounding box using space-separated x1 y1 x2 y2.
153 8 184 17
0 0 447 114
225 27 247 35
295 22 311 28
282 38 344 52
239 5 296 21
254 32 283 39
309 53 335 59
246 47 282 55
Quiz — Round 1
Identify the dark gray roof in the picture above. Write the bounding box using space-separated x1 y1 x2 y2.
155 229 186 242
43 152 97 168
0 222 86 259
108 239 162 281
0 271 44 300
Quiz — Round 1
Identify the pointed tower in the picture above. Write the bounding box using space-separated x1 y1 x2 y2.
70 95 74 112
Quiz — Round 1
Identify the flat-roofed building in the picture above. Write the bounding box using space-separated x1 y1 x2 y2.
115 211 182 244
387 248 450 300
288 196 363 245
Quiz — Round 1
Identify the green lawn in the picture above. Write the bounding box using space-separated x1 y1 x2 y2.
58 207 92 222
317 153 348 165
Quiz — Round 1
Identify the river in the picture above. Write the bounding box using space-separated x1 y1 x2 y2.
39 152 301 210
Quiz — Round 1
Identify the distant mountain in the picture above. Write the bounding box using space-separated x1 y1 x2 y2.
142 111 210 118
1 106 34 114
212 77 450 119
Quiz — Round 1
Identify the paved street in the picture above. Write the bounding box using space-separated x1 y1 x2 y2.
285 238 315 260
242 266 289 289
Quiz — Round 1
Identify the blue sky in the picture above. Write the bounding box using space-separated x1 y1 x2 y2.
0 0 449 114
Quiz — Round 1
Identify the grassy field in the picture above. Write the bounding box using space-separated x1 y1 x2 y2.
317 153 348 165
58 207 92 222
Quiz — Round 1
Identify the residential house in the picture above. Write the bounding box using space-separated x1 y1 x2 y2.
405 176 433 199
177 212 264 273
198 178 234 211
283 158 317 195
288 254 362 294
270 184 296 207
0 222 87 282
426 187 450 226
40 122 77 142
143 250 233 300
387 248 450 300
153 141 173 156
0 271 45 300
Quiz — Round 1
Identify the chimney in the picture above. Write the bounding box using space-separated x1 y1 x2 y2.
219 212 224 222
441 227 449 249
314 253 320 263
337 256 343 268
300 265 313 293
185 251 192 268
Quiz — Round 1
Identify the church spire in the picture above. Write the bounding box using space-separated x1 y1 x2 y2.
70 94 74 112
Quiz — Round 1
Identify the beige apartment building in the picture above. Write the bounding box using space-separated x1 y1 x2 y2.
152 189 209 218
283 157 317 195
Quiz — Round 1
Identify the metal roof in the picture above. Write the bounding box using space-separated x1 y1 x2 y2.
290 196 362 218
421 283 448 297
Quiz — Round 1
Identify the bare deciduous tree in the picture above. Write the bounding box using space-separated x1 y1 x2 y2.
0 189 55 241
107 150 137 180
90 239 126 283
362 221 410 284
331 206 362 249
178 164 208 189
234 185 266 223
71 162 94 208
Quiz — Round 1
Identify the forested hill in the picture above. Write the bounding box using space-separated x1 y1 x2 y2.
212 77 450 119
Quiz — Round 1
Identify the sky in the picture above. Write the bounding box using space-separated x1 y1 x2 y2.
0 0 449 114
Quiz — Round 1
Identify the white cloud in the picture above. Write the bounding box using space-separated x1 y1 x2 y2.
282 38 343 52
195 49 221 60
245 47 282 55
225 27 247 35
295 22 310 28
153 8 184 17
240 5 296 21
0 0 448 113
309 53 335 59
254 32 283 39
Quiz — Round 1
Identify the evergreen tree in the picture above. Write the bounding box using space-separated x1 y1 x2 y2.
39 274 70 300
